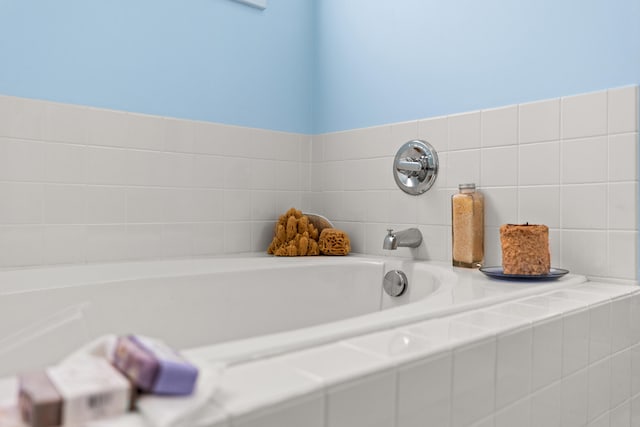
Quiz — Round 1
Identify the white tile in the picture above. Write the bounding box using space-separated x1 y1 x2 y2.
519 141 560 185
562 308 590 376
387 191 418 225
0 95 9 136
85 186 128 224
6 97 44 140
482 187 518 227
125 113 164 151
86 224 128 262
250 159 277 190
519 98 560 144
632 392 640 427
562 184 607 229
589 302 612 363
232 393 324 427
417 116 448 151
43 184 86 224
547 289 608 304
449 111 481 150
216 359 321 416
518 295 586 314
562 136 608 183
447 149 480 189
311 135 324 163
454 310 528 333
43 225 86 264
0 138 45 182
0 182 43 224
160 188 196 223
43 143 86 184
275 161 302 191
275 191 302 216
161 152 193 188
562 230 608 277
126 150 165 187
589 357 612 421
364 191 391 223
609 133 638 182
223 190 252 221
362 157 394 190
416 188 449 226
518 186 560 228
531 316 563 391
251 190 277 221
390 121 419 146
223 157 252 190
0 225 44 267
404 317 492 348
609 86 638 134
611 348 632 409
343 329 435 365
609 182 637 230
42 102 88 144
611 400 631 427
395 352 452 427
562 91 608 139
481 105 518 148
590 412 611 427
633 344 640 396
611 296 633 352
326 371 395 427
415 224 448 261
496 326 532 409
561 368 589 427
251 220 276 252
281 343 390 386
126 224 163 260
495 397 530 427
126 188 165 223
192 189 224 222
87 108 129 148
192 222 225 256
480 146 518 187
451 338 496 427
193 155 225 188
163 118 195 153
576 283 637 299
85 147 129 185
337 191 367 222
632 295 640 347
223 221 251 253
531 382 561 427
162 223 193 257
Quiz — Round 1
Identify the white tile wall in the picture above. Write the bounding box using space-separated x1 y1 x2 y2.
311 85 639 281
0 86 637 279
0 95 310 267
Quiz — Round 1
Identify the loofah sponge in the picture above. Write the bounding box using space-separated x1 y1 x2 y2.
318 228 351 256
267 208 320 256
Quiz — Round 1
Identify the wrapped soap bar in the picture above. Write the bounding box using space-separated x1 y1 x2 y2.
112 335 198 395
18 358 131 427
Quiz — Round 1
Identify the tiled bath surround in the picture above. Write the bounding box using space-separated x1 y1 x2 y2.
309 86 639 281
0 95 311 267
0 86 637 279
193 281 640 427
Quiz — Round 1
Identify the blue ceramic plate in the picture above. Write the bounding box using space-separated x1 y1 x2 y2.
479 266 569 281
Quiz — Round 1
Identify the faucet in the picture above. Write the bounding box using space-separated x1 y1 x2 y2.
383 228 422 250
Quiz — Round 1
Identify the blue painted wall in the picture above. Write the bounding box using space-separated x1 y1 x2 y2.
0 0 314 133
314 0 640 133
1 1 639 134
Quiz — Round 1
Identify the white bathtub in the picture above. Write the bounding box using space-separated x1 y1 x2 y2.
0 253 587 377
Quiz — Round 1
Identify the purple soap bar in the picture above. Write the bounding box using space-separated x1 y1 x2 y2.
113 335 198 395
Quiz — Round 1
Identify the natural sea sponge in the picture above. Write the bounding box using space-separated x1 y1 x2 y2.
267 208 323 256
318 228 351 256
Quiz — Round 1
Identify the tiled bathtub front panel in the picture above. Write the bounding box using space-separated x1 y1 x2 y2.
0 96 311 267
209 282 640 427
310 86 639 280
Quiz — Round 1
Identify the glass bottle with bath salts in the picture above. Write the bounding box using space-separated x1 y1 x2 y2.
451 183 484 268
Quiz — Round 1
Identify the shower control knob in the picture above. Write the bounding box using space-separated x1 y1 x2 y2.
383 270 408 297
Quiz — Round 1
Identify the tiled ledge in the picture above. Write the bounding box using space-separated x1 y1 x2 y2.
201 281 640 427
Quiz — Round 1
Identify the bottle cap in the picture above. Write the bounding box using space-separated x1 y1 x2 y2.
459 183 476 190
